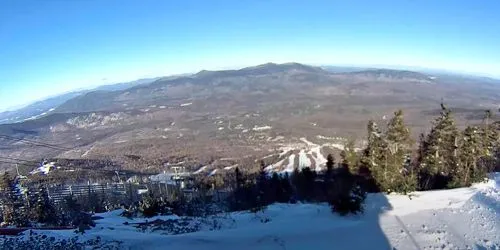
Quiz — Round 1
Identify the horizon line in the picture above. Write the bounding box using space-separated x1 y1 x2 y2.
1 62 499 113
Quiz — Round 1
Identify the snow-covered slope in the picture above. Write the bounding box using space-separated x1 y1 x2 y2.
13 173 500 250
30 161 57 175
161 137 349 177
260 137 349 173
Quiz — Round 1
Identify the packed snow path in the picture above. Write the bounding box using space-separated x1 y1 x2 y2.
17 174 500 250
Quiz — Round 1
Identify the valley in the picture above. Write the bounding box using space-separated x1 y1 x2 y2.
0 63 499 180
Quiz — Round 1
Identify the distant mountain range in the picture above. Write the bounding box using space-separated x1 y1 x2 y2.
1 63 499 125
3 63 500 126
1 62 499 176
345 69 433 81
0 91 85 124
0 77 162 124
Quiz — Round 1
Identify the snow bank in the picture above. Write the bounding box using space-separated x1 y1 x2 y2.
379 175 499 217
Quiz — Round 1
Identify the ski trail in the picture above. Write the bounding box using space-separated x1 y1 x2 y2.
82 145 95 157
433 213 472 248
298 149 310 169
283 155 296 173
395 215 421 250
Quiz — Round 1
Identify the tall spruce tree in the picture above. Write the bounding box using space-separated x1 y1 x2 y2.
452 126 483 187
293 167 316 201
419 104 459 189
0 172 16 225
291 167 301 200
257 165 270 206
384 110 416 193
33 185 58 225
360 120 387 191
340 140 359 173
0 172 26 226
279 173 293 203
328 164 366 216
478 110 499 172
235 167 243 189
231 167 245 210
269 173 281 203
326 154 335 178
416 133 427 167
494 119 500 171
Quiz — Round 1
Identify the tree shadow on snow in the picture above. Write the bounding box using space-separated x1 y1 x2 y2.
333 168 394 250
350 192 394 250
235 194 395 250
310 169 394 249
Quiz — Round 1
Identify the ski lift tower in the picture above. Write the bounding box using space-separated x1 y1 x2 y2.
171 166 184 180
171 166 186 188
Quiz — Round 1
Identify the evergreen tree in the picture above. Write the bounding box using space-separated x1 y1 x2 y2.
291 167 301 200
230 167 260 211
328 167 366 216
340 140 359 173
268 172 292 204
419 104 459 189
87 192 106 213
0 172 26 226
478 110 499 172
494 119 500 171
0 172 16 225
32 185 58 225
24 188 37 221
416 133 427 167
256 165 270 206
269 172 281 203
297 167 316 201
62 195 94 230
139 192 160 217
62 194 81 225
451 126 483 187
279 173 293 203
359 120 387 191
235 167 243 189
384 110 416 193
325 154 335 179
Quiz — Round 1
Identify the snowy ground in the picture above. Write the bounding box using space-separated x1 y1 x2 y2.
269 137 352 173
12 174 500 250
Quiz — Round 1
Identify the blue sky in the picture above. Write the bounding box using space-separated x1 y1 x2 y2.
0 0 499 111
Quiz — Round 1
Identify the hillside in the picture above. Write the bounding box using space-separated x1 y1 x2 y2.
345 69 434 82
0 91 85 124
0 78 160 125
5 173 499 249
0 63 499 175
